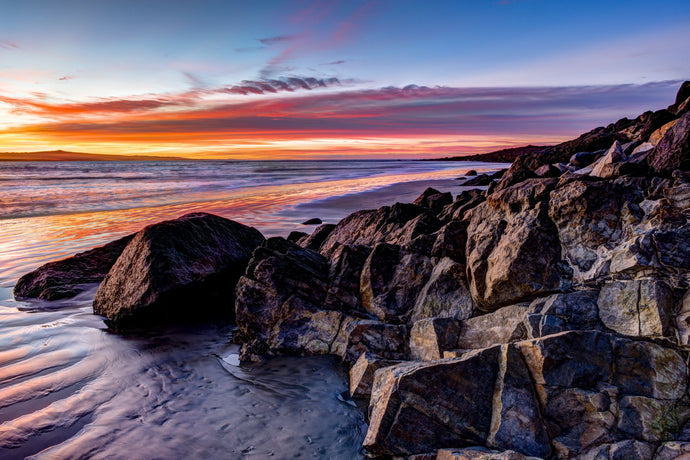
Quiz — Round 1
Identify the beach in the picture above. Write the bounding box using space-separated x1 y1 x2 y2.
0 159 502 458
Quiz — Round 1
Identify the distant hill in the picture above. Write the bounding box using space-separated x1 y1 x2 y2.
433 145 551 163
0 150 187 161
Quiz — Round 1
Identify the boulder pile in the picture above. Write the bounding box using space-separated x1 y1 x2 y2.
14 81 690 458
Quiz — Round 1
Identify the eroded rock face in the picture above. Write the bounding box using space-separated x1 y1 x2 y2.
365 331 690 458
414 187 453 215
14 233 134 300
410 257 474 323
466 178 569 311
647 111 690 174
360 243 433 323
93 213 264 329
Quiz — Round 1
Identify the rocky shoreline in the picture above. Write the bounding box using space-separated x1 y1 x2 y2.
13 82 690 459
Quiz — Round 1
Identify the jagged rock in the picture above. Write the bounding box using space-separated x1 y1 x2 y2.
301 217 322 225
234 237 337 360
296 223 335 250
669 81 690 114
597 279 678 338
631 142 655 157
430 221 468 263
439 190 485 222
466 179 569 311
677 289 690 346
647 111 690 174
578 440 656 460
360 243 433 323
570 151 598 168
534 164 561 178
649 119 679 145
414 187 453 214
287 230 308 243
409 317 461 360
654 441 690 460
364 343 550 458
549 177 646 282
590 141 626 177
490 169 507 180
324 244 371 312
349 352 402 400
526 290 604 337
410 257 474 323
455 304 531 350
14 233 134 300
460 174 492 187
319 203 441 257
332 319 408 365
437 447 534 459
93 213 264 329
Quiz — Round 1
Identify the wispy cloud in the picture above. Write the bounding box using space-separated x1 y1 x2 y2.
58 75 75 81
321 60 346 66
0 40 19 50
258 34 303 45
1 81 679 158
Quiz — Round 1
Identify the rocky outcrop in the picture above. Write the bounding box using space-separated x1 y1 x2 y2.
647 111 690 174
466 178 570 310
93 213 264 329
365 331 690 458
14 233 134 300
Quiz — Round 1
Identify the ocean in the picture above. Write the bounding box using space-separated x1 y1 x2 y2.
0 159 504 458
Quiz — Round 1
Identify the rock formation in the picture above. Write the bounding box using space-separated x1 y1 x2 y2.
14 81 690 459
93 212 264 329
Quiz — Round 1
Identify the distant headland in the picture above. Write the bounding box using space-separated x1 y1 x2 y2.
0 150 187 162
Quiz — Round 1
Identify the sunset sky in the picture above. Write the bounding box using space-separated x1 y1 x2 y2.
1 0 689 159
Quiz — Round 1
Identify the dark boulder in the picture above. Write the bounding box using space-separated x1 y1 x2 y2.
93 213 264 329
14 233 134 300
286 231 308 243
459 174 491 187
301 217 322 225
413 187 453 215
296 223 335 250
465 170 478 176
534 163 561 178
569 151 598 167
318 203 441 257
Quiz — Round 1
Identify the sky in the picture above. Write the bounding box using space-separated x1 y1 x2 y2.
0 0 688 159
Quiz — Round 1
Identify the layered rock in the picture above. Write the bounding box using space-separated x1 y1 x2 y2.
365 331 690 458
14 233 134 300
93 213 264 329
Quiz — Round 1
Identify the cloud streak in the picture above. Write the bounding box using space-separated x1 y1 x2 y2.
0 80 680 158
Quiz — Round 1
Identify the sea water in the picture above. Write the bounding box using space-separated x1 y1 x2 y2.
0 159 503 458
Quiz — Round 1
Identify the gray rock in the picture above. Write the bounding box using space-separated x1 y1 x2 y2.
577 440 655 460
332 319 409 365
590 140 627 178
410 257 475 323
455 304 531 350
409 317 461 360
466 178 569 311
654 441 690 460
349 352 402 400
414 187 454 215
597 279 677 338
93 213 264 329
296 223 335 251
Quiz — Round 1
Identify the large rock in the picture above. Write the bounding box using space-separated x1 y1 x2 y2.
14 233 134 300
234 237 338 360
349 352 402 400
93 213 263 329
410 257 475 323
597 279 678 338
360 243 433 323
363 343 551 458
318 203 441 257
323 244 371 313
414 187 453 215
409 317 461 360
466 178 569 311
647 111 690 174
332 318 409 365
590 140 627 178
